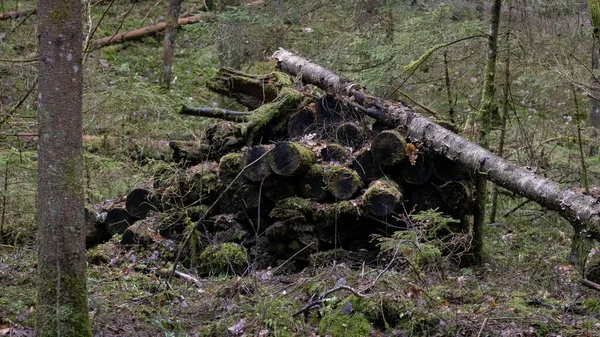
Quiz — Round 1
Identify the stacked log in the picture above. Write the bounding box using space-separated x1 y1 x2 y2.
86 67 476 272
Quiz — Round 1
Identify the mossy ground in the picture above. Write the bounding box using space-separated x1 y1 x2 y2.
2 208 600 336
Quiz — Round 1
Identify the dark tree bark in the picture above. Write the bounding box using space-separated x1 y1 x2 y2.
36 0 92 334
352 148 381 183
272 48 600 272
160 0 184 89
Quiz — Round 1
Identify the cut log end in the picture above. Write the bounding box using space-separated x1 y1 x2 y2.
269 141 315 176
363 179 403 217
325 166 363 200
371 130 407 166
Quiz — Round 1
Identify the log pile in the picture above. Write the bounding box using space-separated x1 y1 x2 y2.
86 67 476 272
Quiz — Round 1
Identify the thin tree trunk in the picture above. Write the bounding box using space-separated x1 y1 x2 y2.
588 0 600 155
160 0 184 89
36 0 92 335
490 5 512 223
470 0 502 264
272 48 600 245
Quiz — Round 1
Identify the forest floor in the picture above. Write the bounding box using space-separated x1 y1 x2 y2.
2 210 600 337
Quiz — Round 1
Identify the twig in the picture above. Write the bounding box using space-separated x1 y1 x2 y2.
83 0 117 60
394 88 442 119
477 317 488 337
180 106 251 122
291 284 366 317
167 148 273 283
581 279 600 292
270 242 314 275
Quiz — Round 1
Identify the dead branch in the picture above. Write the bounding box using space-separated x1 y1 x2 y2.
90 13 215 49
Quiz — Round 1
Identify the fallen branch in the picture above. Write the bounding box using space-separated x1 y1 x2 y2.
292 285 366 317
180 106 251 122
90 13 215 49
581 279 600 292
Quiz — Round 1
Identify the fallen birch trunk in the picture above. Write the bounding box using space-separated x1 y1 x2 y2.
272 48 600 274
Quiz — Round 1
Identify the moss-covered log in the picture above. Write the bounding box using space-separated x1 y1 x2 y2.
362 179 402 217
269 141 316 176
371 130 407 166
300 164 329 202
325 166 363 200
206 68 290 110
321 143 350 163
178 162 219 205
218 152 244 185
243 144 273 182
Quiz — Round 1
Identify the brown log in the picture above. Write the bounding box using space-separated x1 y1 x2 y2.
371 130 407 166
90 13 215 49
321 143 350 163
325 166 363 200
272 48 600 241
362 179 402 217
336 122 366 148
243 145 273 182
269 141 315 177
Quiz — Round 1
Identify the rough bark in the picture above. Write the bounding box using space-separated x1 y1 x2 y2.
36 0 92 334
272 48 600 241
160 0 184 89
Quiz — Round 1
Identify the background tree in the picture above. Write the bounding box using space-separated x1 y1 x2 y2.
470 0 502 263
159 0 184 89
588 0 600 155
36 0 92 335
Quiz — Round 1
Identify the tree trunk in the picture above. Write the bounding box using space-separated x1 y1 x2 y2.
36 0 92 335
272 48 600 253
160 0 184 89
470 0 502 264
588 0 600 155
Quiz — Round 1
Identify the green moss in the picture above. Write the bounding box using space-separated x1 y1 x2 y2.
199 242 248 276
270 196 313 220
319 308 371 337
36 267 92 337
324 166 363 200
